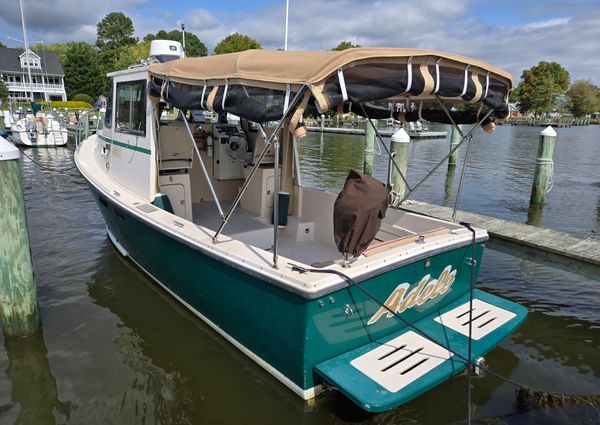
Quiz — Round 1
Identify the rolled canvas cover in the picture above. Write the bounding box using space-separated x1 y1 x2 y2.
334 170 390 257
148 48 514 127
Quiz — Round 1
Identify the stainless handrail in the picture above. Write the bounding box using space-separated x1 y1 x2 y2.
212 85 308 250
180 110 224 218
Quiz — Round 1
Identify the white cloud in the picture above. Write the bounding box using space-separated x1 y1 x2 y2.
520 17 571 31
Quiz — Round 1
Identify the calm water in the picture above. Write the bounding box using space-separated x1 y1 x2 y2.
1 125 599 424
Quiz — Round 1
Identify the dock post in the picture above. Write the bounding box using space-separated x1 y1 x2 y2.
83 111 90 139
363 119 377 175
448 124 462 166
320 114 325 132
390 128 410 200
529 126 557 206
0 137 41 337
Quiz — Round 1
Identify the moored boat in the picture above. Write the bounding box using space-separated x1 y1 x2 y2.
75 40 527 412
8 0 68 147
9 105 68 146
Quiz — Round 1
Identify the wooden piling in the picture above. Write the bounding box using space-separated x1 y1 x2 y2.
390 128 410 200
449 124 461 166
0 137 41 337
530 126 557 206
320 114 325 132
363 119 377 175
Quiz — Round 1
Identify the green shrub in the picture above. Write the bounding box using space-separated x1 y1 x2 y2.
72 93 94 104
38 101 93 109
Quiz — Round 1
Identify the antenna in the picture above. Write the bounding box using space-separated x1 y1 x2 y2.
181 23 186 51
19 0 34 101
283 0 290 51
284 0 289 51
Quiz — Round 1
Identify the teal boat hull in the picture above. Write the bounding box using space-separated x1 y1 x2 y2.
89 185 524 403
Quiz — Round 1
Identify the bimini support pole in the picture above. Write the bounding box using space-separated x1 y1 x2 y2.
212 85 308 245
272 125 281 268
180 110 224 218
399 102 494 204
435 95 464 138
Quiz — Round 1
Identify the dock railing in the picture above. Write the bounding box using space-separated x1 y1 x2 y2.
76 107 105 147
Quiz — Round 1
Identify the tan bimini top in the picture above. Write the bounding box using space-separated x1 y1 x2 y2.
148 48 514 133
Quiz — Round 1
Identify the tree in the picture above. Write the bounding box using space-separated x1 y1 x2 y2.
63 42 104 99
145 30 207 57
31 43 68 64
126 40 152 63
213 33 261 55
96 12 137 52
95 12 138 91
331 41 362 51
0 41 6 48
517 61 570 115
567 80 600 117
0 79 9 103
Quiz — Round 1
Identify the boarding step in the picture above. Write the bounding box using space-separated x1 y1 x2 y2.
314 290 527 412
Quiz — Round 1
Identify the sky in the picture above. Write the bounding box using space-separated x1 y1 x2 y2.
0 0 599 84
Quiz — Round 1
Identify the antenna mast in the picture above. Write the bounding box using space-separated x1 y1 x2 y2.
19 0 34 101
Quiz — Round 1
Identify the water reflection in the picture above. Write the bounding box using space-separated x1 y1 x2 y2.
86 243 316 424
3 331 70 424
595 194 600 236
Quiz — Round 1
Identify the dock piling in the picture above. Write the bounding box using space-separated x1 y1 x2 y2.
390 128 410 201
529 126 557 206
449 124 461 166
320 114 325 132
363 119 377 175
0 137 41 337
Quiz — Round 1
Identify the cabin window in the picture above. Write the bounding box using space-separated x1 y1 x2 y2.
116 80 146 135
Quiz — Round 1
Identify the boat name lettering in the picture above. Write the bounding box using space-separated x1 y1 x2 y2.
367 265 457 325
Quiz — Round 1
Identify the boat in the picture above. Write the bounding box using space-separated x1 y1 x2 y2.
8 0 68 147
75 40 527 412
9 103 68 146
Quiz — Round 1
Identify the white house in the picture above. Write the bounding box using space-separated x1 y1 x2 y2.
0 47 66 102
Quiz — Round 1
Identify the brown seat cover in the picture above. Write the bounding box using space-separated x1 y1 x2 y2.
334 170 390 257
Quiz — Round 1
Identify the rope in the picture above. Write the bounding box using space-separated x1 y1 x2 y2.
289 265 476 368
452 134 473 221
547 161 554 193
13 143 77 173
462 222 477 425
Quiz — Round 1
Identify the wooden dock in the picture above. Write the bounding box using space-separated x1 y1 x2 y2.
306 126 448 139
499 116 594 128
401 201 600 278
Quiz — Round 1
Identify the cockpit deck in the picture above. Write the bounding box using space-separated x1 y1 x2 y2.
191 191 469 269
192 201 343 266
